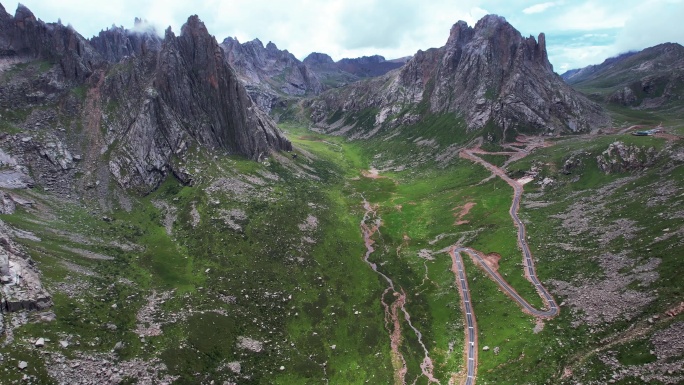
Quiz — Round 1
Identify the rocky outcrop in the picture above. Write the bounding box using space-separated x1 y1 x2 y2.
0 4 101 82
89 19 161 63
104 17 292 190
596 141 659 174
0 219 52 314
0 5 291 194
306 15 609 141
302 52 335 68
220 37 322 112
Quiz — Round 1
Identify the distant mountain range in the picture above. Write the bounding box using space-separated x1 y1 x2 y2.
220 37 407 112
561 43 684 111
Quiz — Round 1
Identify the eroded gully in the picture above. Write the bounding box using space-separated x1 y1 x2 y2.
361 198 440 384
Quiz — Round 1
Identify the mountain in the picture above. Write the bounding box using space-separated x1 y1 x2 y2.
220 37 322 112
1 4 683 385
0 4 290 195
303 52 405 88
560 51 638 83
89 18 162 63
218 37 407 113
305 15 610 141
561 43 684 110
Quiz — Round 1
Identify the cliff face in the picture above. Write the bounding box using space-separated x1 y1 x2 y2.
307 15 609 140
100 16 292 189
220 37 322 112
89 19 161 63
0 5 291 193
0 4 101 82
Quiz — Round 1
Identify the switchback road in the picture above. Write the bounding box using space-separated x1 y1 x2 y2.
451 141 559 384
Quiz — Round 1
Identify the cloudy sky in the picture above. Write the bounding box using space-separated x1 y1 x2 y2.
9 0 684 73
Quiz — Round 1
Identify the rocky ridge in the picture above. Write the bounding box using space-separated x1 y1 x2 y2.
0 4 291 194
89 18 162 63
306 15 610 140
220 38 406 113
562 43 684 109
220 37 322 112
303 52 405 88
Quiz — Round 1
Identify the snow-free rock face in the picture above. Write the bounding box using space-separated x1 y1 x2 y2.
105 16 292 189
89 18 162 63
0 219 52 314
0 4 102 82
0 5 291 193
307 15 609 140
220 37 322 112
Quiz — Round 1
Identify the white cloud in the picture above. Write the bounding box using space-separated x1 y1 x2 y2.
548 45 620 73
614 0 684 52
8 0 684 71
523 2 556 14
550 2 628 31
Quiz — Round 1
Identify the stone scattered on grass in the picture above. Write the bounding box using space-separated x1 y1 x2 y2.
237 336 264 353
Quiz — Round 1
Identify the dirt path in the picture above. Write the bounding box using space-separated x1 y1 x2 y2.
453 202 476 225
361 199 440 384
450 140 559 384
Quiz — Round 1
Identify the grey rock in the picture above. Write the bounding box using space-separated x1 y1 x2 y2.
0 6 292 194
221 37 322 112
89 18 161 63
307 15 609 140
0 219 52 313
103 16 292 191
596 141 659 174
18 361 28 370
0 192 16 214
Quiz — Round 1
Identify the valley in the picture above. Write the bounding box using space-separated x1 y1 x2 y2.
1 3 683 385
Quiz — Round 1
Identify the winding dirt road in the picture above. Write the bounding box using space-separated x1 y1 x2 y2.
451 140 559 384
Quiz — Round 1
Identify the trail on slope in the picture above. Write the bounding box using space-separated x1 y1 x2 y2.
450 136 559 385
361 199 440 385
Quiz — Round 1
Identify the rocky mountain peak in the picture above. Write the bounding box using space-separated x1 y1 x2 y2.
14 3 36 23
265 41 278 51
303 52 335 66
220 34 323 111
446 20 473 47
307 13 609 139
1 3 101 82
0 7 291 192
90 19 162 63
245 38 264 49
180 14 210 38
